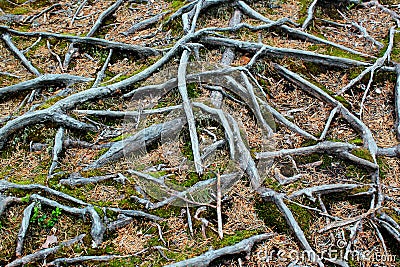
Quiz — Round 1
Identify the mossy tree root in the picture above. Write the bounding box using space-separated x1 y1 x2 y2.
164 233 275 267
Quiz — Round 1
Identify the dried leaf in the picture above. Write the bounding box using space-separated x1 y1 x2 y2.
41 235 58 249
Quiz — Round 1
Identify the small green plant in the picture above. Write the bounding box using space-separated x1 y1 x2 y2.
47 207 61 228
30 203 62 228
21 194 30 203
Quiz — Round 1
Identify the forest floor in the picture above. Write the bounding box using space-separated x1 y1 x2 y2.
1 0 400 266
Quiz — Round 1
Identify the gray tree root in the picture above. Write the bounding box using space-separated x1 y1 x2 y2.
1 0 399 265
86 117 185 169
164 233 274 267
259 188 323 267
288 184 361 201
1 32 41 76
336 26 395 96
256 141 377 169
0 180 87 205
49 127 64 176
87 0 125 37
202 36 378 69
236 0 373 58
15 202 35 257
0 74 92 99
107 207 162 223
273 63 378 162
0 195 21 216
29 194 105 246
122 11 168 36
210 9 241 108
0 26 160 56
178 50 203 174
47 255 132 267
59 172 126 187
302 0 318 30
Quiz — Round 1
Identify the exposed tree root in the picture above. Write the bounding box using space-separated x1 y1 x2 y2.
6 234 85 267
0 74 92 99
46 255 133 267
164 233 275 267
302 0 318 30
1 0 400 265
59 172 126 186
0 26 160 56
15 202 35 257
